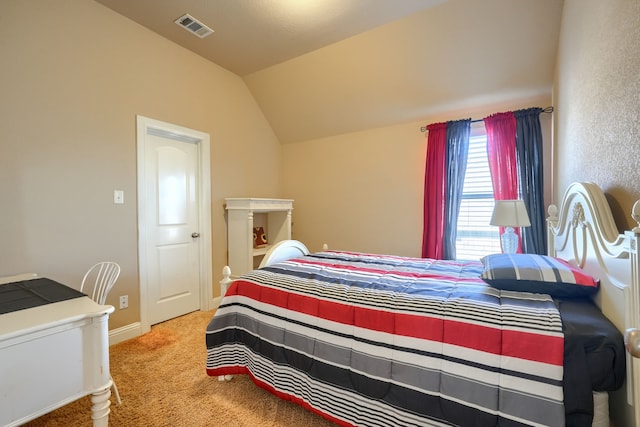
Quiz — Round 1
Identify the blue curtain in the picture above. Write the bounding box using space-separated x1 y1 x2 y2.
443 119 471 259
514 108 546 254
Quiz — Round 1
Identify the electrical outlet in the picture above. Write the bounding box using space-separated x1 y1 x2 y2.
119 295 128 309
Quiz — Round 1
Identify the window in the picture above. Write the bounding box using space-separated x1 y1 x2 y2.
455 133 501 260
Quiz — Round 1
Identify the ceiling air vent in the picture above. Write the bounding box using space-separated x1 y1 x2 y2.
174 14 214 39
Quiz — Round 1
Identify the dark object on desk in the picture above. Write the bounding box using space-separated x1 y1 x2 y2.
0 278 86 315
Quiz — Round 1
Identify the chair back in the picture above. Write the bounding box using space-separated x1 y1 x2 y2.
80 262 120 305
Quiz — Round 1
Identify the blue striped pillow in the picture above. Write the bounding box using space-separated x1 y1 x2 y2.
480 254 599 297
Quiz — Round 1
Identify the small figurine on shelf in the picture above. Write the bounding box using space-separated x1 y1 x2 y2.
253 227 268 248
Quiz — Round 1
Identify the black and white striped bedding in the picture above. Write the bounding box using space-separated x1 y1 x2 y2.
206 251 573 426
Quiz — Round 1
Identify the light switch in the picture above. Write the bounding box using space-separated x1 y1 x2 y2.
114 190 124 204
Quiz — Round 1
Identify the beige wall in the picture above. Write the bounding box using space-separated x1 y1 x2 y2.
555 4 639 423
283 95 552 257
5 0 611 334
554 0 640 230
0 0 283 328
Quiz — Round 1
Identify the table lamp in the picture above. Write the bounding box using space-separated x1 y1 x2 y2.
490 200 531 253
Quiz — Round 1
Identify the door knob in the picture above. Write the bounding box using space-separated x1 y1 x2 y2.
625 328 640 358
191 232 200 238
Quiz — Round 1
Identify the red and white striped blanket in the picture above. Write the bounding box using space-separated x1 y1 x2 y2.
206 251 565 426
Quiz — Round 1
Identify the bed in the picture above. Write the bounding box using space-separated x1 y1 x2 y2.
206 182 640 427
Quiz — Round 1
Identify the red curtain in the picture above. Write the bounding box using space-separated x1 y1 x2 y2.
484 112 522 252
422 122 447 259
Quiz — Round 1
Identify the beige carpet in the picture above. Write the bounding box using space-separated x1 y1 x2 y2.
24 310 335 426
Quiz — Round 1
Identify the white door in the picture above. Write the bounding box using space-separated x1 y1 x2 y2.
137 116 212 328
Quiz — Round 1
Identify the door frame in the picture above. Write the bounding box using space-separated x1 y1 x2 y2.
136 115 212 334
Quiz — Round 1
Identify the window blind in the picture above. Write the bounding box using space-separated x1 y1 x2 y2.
455 135 501 260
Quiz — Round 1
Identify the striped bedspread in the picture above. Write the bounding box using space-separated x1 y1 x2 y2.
206 251 565 426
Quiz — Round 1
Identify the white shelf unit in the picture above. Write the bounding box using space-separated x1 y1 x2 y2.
225 198 293 278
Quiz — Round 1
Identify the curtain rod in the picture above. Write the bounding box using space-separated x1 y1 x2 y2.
420 106 554 132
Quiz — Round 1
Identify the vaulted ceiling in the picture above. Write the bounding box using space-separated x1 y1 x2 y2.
95 0 564 143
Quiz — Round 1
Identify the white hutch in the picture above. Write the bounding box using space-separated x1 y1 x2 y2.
225 198 293 279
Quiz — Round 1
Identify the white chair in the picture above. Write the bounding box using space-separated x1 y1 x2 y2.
80 262 122 405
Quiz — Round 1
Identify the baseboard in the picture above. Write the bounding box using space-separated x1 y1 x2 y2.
109 297 222 346
109 321 143 346
108 300 221 346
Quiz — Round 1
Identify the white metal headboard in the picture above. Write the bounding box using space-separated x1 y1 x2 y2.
547 181 640 425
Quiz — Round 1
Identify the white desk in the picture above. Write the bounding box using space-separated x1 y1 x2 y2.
0 275 115 426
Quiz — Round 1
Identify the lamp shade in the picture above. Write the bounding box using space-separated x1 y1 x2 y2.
490 200 531 227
